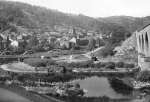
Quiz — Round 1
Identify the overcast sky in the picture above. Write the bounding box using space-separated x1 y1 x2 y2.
7 0 150 17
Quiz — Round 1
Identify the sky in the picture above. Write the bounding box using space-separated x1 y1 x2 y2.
6 0 150 17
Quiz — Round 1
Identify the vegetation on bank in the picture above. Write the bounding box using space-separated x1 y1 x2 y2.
137 70 150 82
57 61 135 69
0 60 137 102
24 58 56 67
50 94 131 102
0 71 135 86
0 84 62 102
0 76 133 102
23 56 135 69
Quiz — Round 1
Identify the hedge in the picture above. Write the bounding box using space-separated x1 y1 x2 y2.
24 58 56 67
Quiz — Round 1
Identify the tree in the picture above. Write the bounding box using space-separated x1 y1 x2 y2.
87 37 96 51
6 36 11 50
109 26 131 45
137 70 150 82
96 37 105 47
62 66 67 73
27 35 39 50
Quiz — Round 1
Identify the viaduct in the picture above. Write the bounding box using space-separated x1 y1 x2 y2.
136 24 150 70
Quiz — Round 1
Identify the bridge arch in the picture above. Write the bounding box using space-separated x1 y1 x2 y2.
136 25 150 70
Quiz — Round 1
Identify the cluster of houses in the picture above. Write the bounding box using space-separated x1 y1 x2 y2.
0 33 25 51
0 25 106 54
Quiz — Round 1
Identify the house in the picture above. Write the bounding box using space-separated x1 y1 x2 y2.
87 31 95 36
10 40 19 48
1 36 11 50
69 37 76 44
60 41 70 49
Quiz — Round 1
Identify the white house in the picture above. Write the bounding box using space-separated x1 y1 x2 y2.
10 40 19 48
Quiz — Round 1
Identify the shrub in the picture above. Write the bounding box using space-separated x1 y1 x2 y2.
56 62 69 67
71 61 93 68
87 38 96 51
97 46 114 57
24 58 55 67
137 70 150 82
105 62 115 69
115 62 124 68
77 39 89 46
95 62 106 68
57 60 93 68
123 63 135 68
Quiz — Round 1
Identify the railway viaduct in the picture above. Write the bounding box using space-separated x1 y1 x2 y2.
136 24 150 70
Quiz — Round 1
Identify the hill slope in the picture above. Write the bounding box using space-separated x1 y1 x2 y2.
0 0 150 49
98 16 150 32
0 1 131 35
114 32 138 63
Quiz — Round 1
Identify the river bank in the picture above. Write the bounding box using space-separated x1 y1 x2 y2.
0 87 32 102
0 84 63 102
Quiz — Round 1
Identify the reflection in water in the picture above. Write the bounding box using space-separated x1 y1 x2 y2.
108 77 133 95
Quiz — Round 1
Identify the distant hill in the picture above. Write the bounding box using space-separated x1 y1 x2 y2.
0 0 150 45
98 16 150 32
0 1 130 35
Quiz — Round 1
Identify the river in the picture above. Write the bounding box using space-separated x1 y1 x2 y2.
73 76 146 101
0 88 32 102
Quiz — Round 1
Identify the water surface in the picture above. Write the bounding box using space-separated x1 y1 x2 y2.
75 76 135 99
0 88 32 102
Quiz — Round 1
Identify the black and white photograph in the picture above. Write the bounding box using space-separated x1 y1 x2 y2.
0 0 150 102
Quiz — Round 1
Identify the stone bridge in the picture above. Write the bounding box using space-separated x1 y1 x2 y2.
136 24 150 70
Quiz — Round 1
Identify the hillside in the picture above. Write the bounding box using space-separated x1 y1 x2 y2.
99 16 150 32
113 32 138 63
0 0 150 50
114 32 137 55
0 1 150 35
0 1 131 35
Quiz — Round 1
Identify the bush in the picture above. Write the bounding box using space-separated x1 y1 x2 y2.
56 60 93 68
97 46 114 57
123 63 134 68
95 62 106 68
137 70 150 82
87 38 96 51
24 58 55 67
115 62 124 68
105 62 115 69
69 60 93 68
77 39 89 46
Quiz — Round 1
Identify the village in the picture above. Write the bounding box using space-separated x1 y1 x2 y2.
0 23 149 102
1 0 150 102
0 25 108 55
